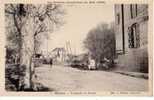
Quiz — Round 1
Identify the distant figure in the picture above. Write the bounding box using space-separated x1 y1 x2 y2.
50 58 53 67
88 59 95 70
103 57 110 69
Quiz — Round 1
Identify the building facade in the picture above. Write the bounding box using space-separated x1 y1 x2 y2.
50 47 68 64
114 4 148 72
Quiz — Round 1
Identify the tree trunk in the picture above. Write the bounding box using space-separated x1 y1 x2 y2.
19 17 34 90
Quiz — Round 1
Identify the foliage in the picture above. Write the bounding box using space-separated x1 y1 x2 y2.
5 4 65 90
84 23 116 68
5 4 65 53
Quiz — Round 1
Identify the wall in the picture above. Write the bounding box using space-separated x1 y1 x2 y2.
114 4 148 73
114 5 123 54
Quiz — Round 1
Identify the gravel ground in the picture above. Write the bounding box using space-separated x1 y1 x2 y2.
35 64 148 92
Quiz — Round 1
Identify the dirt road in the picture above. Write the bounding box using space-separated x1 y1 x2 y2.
35 65 148 91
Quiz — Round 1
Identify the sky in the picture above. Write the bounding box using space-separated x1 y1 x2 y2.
42 4 115 55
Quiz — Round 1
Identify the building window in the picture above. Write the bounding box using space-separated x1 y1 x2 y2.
128 23 140 48
130 4 138 19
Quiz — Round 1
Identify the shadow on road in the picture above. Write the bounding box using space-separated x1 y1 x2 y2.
31 83 55 92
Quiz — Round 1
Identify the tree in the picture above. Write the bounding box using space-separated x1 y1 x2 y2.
84 23 116 69
5 4 65 90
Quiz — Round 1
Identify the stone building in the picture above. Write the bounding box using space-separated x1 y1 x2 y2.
114 4 148 72
50 47 67 64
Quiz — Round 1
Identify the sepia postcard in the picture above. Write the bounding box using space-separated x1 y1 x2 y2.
0 0 153 96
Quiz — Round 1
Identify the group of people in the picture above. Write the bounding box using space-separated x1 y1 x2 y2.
88 57 113 70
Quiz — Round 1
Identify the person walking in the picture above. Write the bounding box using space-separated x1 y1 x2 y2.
50 58 53 68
